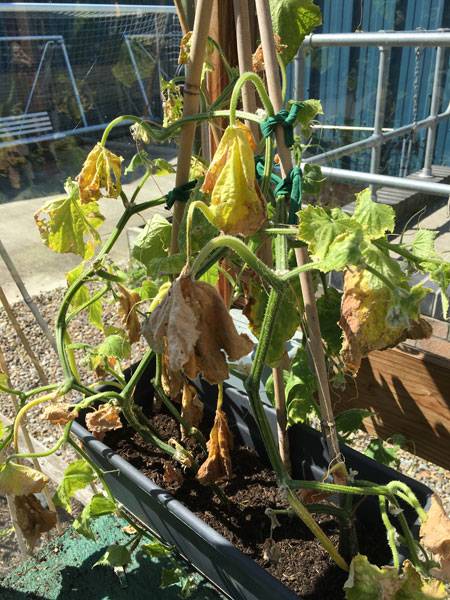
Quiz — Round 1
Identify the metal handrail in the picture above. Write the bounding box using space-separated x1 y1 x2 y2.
295 29 450 196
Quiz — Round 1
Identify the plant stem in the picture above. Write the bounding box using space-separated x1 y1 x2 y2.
379 495 400 570
229 72 274 126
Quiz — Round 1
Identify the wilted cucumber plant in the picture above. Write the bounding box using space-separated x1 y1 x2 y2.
1 14 450 600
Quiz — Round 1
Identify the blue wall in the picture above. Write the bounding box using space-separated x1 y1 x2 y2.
293 0 450 175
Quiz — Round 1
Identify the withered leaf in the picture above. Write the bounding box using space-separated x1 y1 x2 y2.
339 269 432 374
0 462 49 496
162 461 184 487
143 275 253 385
117 284 141 344
85 404 122 435
77 143 123 204
196 407 233 486
42 403 77 426
181 382 203 439
420 494 450 582
15 494 57 550
161 340 183 400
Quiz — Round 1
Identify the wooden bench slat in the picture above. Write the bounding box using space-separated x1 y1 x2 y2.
0 125 54 138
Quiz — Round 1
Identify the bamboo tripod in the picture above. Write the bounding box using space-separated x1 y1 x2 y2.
169 0 345 479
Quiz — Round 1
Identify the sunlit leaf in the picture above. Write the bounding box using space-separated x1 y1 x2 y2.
77 143 123 203
35 178 104 259
0 462 49 496
142 539 172 559
53 459 95 514
132 214 172 273
73 494 116 540
269 0 322 64
94 544 132 568
289 99 323 138
66 263 103 330
353 188 395 240
335 409 374 439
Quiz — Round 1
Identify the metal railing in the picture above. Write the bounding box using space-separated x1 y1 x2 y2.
295 30 450 198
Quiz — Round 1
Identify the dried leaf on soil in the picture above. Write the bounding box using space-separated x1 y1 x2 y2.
0 462 49 496
420 494 450 582
14 494 57 550
200 122 266 237
42 402 78 426
339 269 432 374
163 462 184 487
143 275 253 384
117 284 141 343
197 408 233 485
86 404 122 436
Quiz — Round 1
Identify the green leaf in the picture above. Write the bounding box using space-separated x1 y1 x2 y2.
125 150 149 175
142 539 172 559
146 253 186 280
94 544 132 568
178 197 219 255
132 214 172 273
316 288 342 355
353 188 395 240
73 494 116 540
302 164 325 194
290 100 323 138
319 229 364 272
152 158 175 176
336 409 374 439
297 204 357 261
95 334 131 361
419 260 449 319
269 0 322 64
0 418 3 440
34 178 104 259
411 229 438 259
199 261 220 286
364 438 403 469
161 566 185 588
361 242 404 288
66 263 103 330
53 459 95 514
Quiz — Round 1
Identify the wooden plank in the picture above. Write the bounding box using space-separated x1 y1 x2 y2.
332 346 450 470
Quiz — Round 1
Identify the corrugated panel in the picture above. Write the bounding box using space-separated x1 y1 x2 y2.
292 0 450 175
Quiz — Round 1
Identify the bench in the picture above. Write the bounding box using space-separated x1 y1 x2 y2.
0 111 53 145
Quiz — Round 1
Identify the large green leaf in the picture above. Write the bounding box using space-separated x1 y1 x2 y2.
353 188 395 240
142 539 172 559
316 288 342 355
335 409 374 440
132 214 172 273
411 229 437 259
319 229 364 272
53 459 95 514
95 334 131 361
297 204 357 262
94 544 132 568
73 494 116 540
269 0 322 64
35 178 104 259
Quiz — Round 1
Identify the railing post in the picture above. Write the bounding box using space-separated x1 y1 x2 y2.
370 44 390 199
420 45 445 178
59 39 88 127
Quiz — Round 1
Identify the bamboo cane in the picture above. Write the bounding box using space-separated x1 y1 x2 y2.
174 0 190 35
232 0 259 139
253 0 345 479
169 0 214 255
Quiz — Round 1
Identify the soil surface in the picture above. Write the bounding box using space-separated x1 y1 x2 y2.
104 406 391 600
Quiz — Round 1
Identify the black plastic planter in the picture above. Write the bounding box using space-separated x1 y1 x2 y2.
72 366 432 600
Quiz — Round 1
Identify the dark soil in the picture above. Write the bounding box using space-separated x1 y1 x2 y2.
103 407 391 600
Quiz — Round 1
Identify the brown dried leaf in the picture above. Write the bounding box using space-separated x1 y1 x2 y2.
161 341 183 400
117 284 141 344
339 269 432 374
143 276 253 385
420 494 450 582
196 408 233 486
85 404 122 435
77 143 123 204
15 494 57 551
42 403 77 426
163 462 184 487
181 382 203 438
252 35 287 72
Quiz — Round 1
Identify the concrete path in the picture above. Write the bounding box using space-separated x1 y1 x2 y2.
0 174 175 303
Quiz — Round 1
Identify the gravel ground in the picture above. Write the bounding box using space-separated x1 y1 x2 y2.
1 287 449 572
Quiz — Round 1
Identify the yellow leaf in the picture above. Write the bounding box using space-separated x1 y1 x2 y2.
77 143 123 203
117 284 141 344
0 462 49 496
15 494 57 551
420 495 450 583
201 122 266 236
